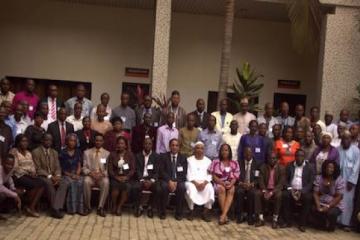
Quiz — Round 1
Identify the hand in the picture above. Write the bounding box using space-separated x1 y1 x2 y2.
225 182 232 190
30 172 37 178
117 176 127 182
52 176 60 185
14 196 21 210
143 180 152 190
168 180 177 192
15 188 25 195
322 205 329 212
72 174 80 180
346 182 354 192
264 191 273 200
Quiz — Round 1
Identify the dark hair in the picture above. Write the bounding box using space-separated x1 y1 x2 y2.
282 126 294 137
82 116 91 123
94 133 104 139
169 138 178 146
116 136 128 146
121 91 129 96
248 120 258 127
295 148 305 155
111 116 123 125
14 134 28 149
310 106 319 112
171 90 180 96
321 160 340 180
33 111 44 119
100 92 109 98
219 143 233 161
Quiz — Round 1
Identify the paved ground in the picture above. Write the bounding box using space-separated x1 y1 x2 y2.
0 212 359 240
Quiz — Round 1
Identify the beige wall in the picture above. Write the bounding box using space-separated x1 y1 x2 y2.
0 0 318 113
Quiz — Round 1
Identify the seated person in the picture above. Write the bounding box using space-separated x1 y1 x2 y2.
24 111 46 151
10 134 45 217
108 136 135 216
208 143 240 225
281 149 314 232
82 134 110 217
185 141 214 222
158 139 187 220
32 133 69 219
133 137 160 218
75 116 98 152
235 147 258 225
313 160 345 232
254 153 285 229
0 154 21 220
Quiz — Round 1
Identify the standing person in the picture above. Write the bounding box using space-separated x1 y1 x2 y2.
310 106 323 130
190 98 210 130
273 126 300 167
131 113 157 154
313 160 345 232
338 109 353 128
75 116 98 152
59 133 84 215
0 77 14 104
47 107 75 152
161 90 187 129
294 104 311 132
10 104 28 136
19 100 31 125
91 93 112 121
254 154 285 229
198 115 223 160
64 84 93 117
32 134 68 219
91 104 112 135
24 112 46 151
0 106 13 159
325 112 338 140
235 147 258 225
276 101 295 128
111 92 136 132
1 101 17 139
238 120 266 166
104 117 131 153
158 139 187 220
281 149 314 232
208 144 240 224
294 126 306 144
133 137 160 218
331 122 347 148
350 124 360 148
39 84 63 123
258 123 273 162
156 112 179 154
38 102 51 131
223 120 242 160
185 142 214 222
233 98 256 135
66 102 83 131
82 134 110 217
179 113 200 157
272 124 282 142
338 131 360 229
257 103 278 138
301 130 317 161
108 136 135 216
211 99 233 135
12 79 39 119
10 134 45 217
135 95 161 127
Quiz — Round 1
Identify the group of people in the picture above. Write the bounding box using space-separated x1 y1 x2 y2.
0 77 360 233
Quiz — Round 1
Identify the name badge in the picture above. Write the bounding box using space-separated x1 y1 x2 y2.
154 122 159 127
211 140 217 145
177 166 184 172
172 122 176 128
255 147 261 153
123 163 129 170
347 162 354 168
104 116 110 121
224 167 231 173
147 164 154 170
282 144 289 148
0 136 5 142
254 170 260 177
29 106 34 111
100 158 106 164
121 116 126 123
16 129 22 134
190 142 196 148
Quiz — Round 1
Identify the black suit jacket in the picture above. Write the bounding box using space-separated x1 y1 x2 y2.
47 121 75 152
285 162 314 194
75 129 98 152
238 159 259 184
190 110 210 129
135 152 159 181
159 152 188 183
258 164 285 193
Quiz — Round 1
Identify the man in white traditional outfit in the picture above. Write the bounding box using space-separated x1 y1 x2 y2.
338 130 360 229
233 97 256 135
185 141 214 222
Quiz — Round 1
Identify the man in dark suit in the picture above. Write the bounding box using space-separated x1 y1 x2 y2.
281 149 314 232
131 113 157 154
235 146 259 225
135 95 161 127
190 98 210 130
254 153 285 229
47 107 74 152
75 116 98 152
39 84 63 123
133 137 160 218
158 138 187 220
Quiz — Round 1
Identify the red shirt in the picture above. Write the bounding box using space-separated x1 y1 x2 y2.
273 139 300 167
12 91 39 119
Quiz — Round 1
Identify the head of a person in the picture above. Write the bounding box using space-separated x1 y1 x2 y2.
14 104 24 120
320 132 332 148
269 152 278 167
264 102 273 117
219 143 232 161
57 107 67 122
283 126 294 142
305 130 314 145
295 149 305 166
313 124 323 137
15 134 29 150
166 112 175 127
100 93 110 106
295 104 305 118
324 112 333 125
193 141 204 159
25 79 35 93
249 120 258 135
75 84 86 99
219 99 228 113
272 124 282 139
96 104 107 120
169 138 179 155
82 116 91 130
240 98 249 113
143 95 152 109
350 124 359 139
295 126 305 141
0 78 10 93
116 136 128 152
186 113 196 129
111 117 123 132
196 98 205 113
47 84 58 98
0 106 7 122
121 92 130 107
340 109 349 123
42 133 53 149
74 102 83 118
280 102 289 115
337 123 347 138
94 133 104 149
258 123 267 137
321 160 340 180
341 130 352 149
33 112 44 127
229 120 238 134
243 146 253 161
207 115 216 130
0 101 12 116
20 100 29 115
310 106 320 120
39 102 49 117
143 137 153 154
66 133 78 149
143 113 152 126
170 90 180 107
2 154 15 174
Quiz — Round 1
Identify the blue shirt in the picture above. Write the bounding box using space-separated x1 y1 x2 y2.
59 148 82 174
5 116 17 140
238 134 266 165
198 129 223 160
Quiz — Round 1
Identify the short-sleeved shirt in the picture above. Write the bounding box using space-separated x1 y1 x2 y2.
273 139 300 167
208 159 240 182
65 97 93 117
111 105 136 131
59 149 82 174
179 127 200 157
314 175 345 211
198 129 223 160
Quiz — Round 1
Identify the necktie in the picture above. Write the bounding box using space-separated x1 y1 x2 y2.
245 161 250 183
45 149 51 173
51 99 56 120
95 149 100 172
60 123 66 148
172 155 177 179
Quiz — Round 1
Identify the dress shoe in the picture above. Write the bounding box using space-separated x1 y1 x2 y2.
187 210 194 221
51 209 64 219
147 209 154 218
202 209 211 222
236 216 245 224
272 221 279 229
175 213 183 221
134 208 143 218
280 222 292 229
0 215 7 221
255 220 265 227
97 208 106 217
159 213 166 220
298 226 306 232
247 217 255 225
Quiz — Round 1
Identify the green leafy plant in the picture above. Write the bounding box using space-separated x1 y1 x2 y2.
229 62 264 112
353 84 360 105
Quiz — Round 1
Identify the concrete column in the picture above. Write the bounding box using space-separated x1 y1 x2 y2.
318 6 360 119
151 0 172 98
